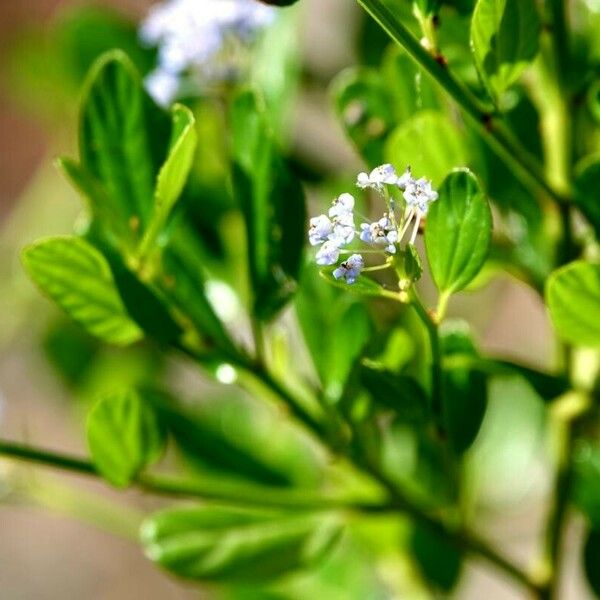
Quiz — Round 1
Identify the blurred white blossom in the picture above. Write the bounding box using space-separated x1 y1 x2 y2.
140 0 276 106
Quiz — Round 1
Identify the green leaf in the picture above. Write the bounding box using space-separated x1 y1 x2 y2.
361 365 429 425
231 90 306 320
411 524 462 591
330 67 395 166
22 236 143 346
139 104 198 255
79 50 169 247
470 0 541 101
385 111 468 186
296 264 372 403
584 528 600 598
574 157 600 240
87 388 166 487
546 261 600 347
141 505 342 582
425 169 492 296
319 269 391 298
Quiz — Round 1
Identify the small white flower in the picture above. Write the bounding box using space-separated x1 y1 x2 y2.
308 214 333 246
328 193 355 219
359 215 398 254
316 241 341 266
333 254 364 284
403 177 438 214
357 164 399 191
331 213 355 245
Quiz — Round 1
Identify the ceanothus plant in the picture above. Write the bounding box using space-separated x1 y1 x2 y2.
2 0 600 598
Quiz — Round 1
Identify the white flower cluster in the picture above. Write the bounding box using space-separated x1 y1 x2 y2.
139 0 276 106
308 164 438 284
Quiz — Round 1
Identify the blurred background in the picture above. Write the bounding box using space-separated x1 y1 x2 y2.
0 0 593 598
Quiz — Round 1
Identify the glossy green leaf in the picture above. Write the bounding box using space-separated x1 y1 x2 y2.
546 261 600 347
385 111 468 186
574 157 600 240
141 505 342 582
79 50 169 247
411 524 462 591
330 67 395 166
584 528 600 598
231 90 306 320
87 388 166 487
471 0 541 100
361 365 429 425
22 236 143 346
139 104 197 255
425 169 492 296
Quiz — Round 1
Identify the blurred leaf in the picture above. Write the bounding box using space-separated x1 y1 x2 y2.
414 0 442 16
574 443 600 528
78 50 169 249
440 323 488 453
574 157 600 240
546 261 600 347
22 236 143 346
470 0 541 101
231 90 306 320
425 170 492 297
584 528 600 598
42 319 100 388
330 67 395 166
87 388 166 487
141 505 342 582
382 46 439 123
297 268 371 402
411 524 462 591
361 365 429 425
385 111 468 186
160 236 236 355
148 390 307 487
139 104 198 255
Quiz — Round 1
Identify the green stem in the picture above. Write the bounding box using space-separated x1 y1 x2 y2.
0 439 379 511
355 0 569 207
410 290 443 425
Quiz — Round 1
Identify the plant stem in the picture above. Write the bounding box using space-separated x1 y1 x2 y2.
410 289 443 425
0 439 379 511
355 0 569 207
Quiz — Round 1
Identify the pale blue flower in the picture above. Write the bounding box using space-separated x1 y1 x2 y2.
333 254 364 284
308 214 333 246
357 164 399 192
403 177 438 214
316 241 341 266
359 215 398 254
328 193 355 219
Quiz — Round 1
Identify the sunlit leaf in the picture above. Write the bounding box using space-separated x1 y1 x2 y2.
425 169 492 296
22 236 143 346
546 261 600 347
385 111 468 186
471 0 541 101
